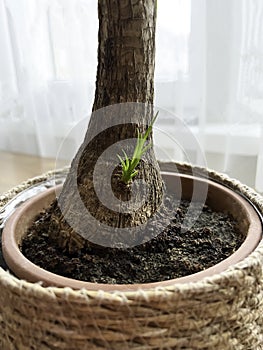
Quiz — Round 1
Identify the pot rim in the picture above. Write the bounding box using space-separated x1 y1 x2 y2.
1 172 262 291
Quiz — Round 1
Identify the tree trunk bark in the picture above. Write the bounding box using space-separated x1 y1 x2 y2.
48 0 163 252
93 0 156 108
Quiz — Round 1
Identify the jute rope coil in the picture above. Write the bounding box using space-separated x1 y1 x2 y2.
0 163 263 350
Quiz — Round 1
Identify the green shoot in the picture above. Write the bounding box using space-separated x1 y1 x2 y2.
117 112 159 184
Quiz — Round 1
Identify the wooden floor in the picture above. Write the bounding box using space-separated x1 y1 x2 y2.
0 151 68 194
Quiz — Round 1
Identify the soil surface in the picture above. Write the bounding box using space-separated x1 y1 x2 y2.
21 193 244 284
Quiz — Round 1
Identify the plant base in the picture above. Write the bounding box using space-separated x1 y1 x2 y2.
0 163 262 349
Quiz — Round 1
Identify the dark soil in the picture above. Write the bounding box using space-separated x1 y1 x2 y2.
21 193 244 284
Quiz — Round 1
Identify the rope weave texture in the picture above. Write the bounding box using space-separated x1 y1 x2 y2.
0 163 262 350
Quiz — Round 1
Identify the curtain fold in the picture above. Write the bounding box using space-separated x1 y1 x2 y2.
0 0 262 191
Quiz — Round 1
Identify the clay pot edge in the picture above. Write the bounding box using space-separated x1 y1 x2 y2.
2 172 262 291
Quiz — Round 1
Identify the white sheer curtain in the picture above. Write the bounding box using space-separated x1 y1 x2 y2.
0 0 263 191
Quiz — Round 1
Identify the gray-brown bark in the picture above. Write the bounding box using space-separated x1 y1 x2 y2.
48 0 163 252
93 0 156 108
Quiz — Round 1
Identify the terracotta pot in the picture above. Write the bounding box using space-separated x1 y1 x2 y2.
1 172 262 291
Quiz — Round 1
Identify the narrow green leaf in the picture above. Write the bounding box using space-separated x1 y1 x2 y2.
143 111 159 141
141 142 153 155
130 170 138 179
116 111 159 183
117 154 126 168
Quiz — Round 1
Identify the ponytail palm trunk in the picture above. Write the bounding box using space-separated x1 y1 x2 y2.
48 0 163 252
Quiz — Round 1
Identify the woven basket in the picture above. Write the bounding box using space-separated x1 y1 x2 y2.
0 163 263 350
